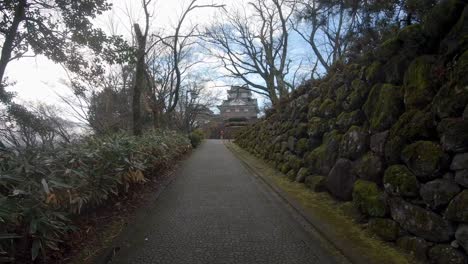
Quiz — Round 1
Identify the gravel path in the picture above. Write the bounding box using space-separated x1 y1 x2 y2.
108 140 346 264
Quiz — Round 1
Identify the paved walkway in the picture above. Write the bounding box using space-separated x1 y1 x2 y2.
108 140 346 264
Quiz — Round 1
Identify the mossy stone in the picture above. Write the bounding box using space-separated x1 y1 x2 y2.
295 138 309 155
336 110 365 132
305 130 342 175
342 80 371 111
352 180 387 217
384 110 435 165
389 198 454 242
287 154 302 171
403 55 438 109
318 98 336 118
365 61 385 84
335 84 350 104
397 24 429 58
401 141 445 180
353 152 384 184
280 163 291 174
432 82 468 120
437 118 468 153
307 98 322 119
383 165 420 197
339 126 368 160
376 37 402 60
307 117 330 137
295 167 310 183
368 218 402 242
363 84 404 132
286 169 297 181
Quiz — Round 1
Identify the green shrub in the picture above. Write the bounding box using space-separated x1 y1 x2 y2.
189 129 205 148
0 130 190 262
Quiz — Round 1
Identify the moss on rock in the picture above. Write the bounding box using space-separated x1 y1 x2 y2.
401 141 445 181
363 84 404 132
353 152 384 184
336 110 365 132
318 98 337 118
383 165 420 197
305 130 343 175
376 37 402 60
339 125 369 160
403 55 438 109
352 180 388 217
342 79 371 111
384 110 435 165
365 61 385 84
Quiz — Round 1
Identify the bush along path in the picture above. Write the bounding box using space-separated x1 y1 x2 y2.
0 130 191 263
236 0 468 263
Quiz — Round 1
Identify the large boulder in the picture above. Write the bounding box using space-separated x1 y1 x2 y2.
438 118 468 153
383 165 420 197
396 236 433 261
308 117 334 137
318 99 337 118
445 190 468 222
336 110 365 132
455 170 468 188
375 37 402 61
368 218 402 242
325 158 357 201
403 55 438 109
295 138 310 156
370 130 389 156
389 198 454 242
456 225 468 254
420 179 461 210
384 109 435 165
305 130 342 175
432 82 468 120
342 80 372 111
401 141 446 181
428 244 467 264
339 126 369 160
352 180 387 217
307 98 322 118
353 152 384 184
363 84 404 132
451 153 468 170
295 167 310 183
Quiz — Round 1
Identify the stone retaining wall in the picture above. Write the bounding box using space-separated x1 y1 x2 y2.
235 1 468 263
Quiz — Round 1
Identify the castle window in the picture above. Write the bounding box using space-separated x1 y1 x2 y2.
235 108 240 112
244 109 249 112
226 109 231 113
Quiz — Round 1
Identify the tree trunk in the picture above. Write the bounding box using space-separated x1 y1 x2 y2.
0 0 26 103
132 24 146 136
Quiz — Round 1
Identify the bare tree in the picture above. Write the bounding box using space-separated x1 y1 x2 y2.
143 0 224 128
204 0 296 106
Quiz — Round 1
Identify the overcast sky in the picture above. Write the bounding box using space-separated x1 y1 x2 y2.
4 0 312 114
